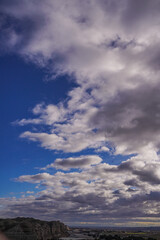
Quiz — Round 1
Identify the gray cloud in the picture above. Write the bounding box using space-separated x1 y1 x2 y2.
122 0 160 31
41 155 102 170
91 83 160 155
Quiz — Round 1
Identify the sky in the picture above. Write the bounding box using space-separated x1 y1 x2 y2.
1 0 160 227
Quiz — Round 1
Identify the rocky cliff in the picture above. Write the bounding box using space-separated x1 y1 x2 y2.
0 217 69 240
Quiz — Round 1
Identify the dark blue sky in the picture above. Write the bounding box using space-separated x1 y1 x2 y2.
0 54 74 196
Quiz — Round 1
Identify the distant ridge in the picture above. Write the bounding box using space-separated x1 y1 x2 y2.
0 217 69 240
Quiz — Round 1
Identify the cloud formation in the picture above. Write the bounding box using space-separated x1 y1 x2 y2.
41 155 102 170
1 0 160 225
1 151 160 223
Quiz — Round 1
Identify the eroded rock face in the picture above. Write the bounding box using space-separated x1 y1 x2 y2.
0 217 69 240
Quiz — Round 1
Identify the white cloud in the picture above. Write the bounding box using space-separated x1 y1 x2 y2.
96 146 110 152
3 151 160 222
15 103 66 126
4 0 160 156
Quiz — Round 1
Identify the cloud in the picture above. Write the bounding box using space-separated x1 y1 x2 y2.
96 146 109 152
4 0 160 156
20 130 105 153
41 155 102 170
16 172 53 183
26 191 34 194
91 83 160 155
1 0 160 80
3 153 160 222
14 103 65 126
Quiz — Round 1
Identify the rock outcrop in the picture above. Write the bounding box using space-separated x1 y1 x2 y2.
0 217 69 240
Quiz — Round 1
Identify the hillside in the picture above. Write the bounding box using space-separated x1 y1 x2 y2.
0 217 69 240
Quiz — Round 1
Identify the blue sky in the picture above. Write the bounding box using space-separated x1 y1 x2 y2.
0 54 79 195
1 54 127 197
1 0 160 227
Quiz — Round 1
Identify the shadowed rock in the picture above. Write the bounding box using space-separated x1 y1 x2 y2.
0 217 69 240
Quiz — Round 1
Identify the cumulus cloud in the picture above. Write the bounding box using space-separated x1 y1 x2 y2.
20 130 105 153
5 152 160 222
14 103 65 126
91 83 160 155
7 0 160 155
1 0 160 224
41 155 102 170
